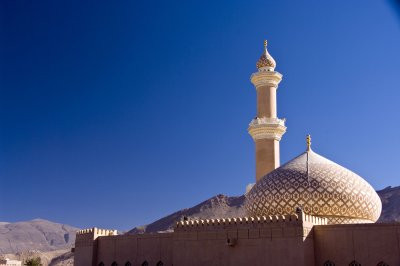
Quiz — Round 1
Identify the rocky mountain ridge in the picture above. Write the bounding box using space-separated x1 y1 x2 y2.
377 186 400 223
128 185 400 234
0 219 78 255
0 186 399 265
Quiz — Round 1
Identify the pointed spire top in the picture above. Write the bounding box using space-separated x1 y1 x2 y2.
256 39 276 71
306 134 312 151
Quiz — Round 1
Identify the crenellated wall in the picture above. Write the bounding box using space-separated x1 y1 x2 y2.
175 212 328 229
74 212 323 266
74 215 400 266
75 228 118 266
173 213 316 266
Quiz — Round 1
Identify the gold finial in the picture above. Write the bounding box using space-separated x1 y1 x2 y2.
264 40 268 48
306 134 311 151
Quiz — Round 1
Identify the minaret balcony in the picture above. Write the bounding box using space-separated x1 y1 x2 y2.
248 117 286 141
250 71 282 89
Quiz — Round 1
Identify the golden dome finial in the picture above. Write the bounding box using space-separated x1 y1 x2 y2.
306 134 311 151
264 40 268 48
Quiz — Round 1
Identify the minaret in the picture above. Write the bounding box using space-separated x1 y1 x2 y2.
248 40 286 182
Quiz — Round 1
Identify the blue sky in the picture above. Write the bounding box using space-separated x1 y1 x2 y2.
1 0 400 231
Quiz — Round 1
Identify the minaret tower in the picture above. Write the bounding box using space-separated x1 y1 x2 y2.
248 40 286 182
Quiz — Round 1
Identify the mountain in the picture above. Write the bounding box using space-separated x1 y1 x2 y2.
0 186 398 261
127 194 244 234
0 219 79 254
377 186 400 223
128 186 400 234
128 194 245 234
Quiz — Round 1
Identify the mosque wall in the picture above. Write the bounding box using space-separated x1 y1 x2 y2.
314 223 400 266
74 219 400 265
75 213 326 266
172 215 315 266
95 233 174 266
75 228 119 266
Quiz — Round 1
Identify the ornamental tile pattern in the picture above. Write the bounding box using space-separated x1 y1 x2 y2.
245 150 382 224
256 53 276 70
256 43 276 70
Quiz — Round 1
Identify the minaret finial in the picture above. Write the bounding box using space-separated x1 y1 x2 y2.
306 134 311 151
256 40 276 71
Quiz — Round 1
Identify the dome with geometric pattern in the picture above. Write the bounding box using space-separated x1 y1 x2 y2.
245 143 382 224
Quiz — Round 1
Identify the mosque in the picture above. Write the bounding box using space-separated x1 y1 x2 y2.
74 41 400 266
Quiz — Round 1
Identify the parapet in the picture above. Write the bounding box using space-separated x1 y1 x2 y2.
75 227 118 248
176 214 299 228
76 227 118 237
175 213 327 229
302 213 328 226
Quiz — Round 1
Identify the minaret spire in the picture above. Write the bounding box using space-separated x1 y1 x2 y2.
248 40 286 182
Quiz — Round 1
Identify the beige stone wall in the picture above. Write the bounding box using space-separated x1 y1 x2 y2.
75 220 400 266
75 228 118 266
173 237 310 266
75 230 96 266
173 220 314 266
79 214 316 266
314 223 400 266
95 233 173 266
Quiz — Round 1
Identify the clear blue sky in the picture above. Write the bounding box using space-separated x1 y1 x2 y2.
1 0 400 231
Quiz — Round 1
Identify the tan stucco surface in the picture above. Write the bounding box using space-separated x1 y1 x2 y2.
75 220 400 266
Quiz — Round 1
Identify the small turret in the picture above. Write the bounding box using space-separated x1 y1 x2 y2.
74 227 117 266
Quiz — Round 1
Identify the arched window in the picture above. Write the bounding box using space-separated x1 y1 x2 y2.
324 260 335 266
349 261 361 266
98 263 104 266
156 261 164 266
377 262 389 266
141 261 149 266
111 262 118 266
125 262 132 266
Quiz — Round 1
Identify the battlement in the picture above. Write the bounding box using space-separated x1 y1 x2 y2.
76 227 117 236
175 213 327 228
302 214 328 226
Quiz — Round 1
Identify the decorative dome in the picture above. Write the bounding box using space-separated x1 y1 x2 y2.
245 137 382 224
256 40 276 71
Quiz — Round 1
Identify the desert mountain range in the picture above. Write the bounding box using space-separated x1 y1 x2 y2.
128 185 400 234
0 186 399 265
0 219 78 254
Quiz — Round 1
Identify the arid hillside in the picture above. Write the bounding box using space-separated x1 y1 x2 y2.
128 186 400 234
0 219 78 254
1 186 399 265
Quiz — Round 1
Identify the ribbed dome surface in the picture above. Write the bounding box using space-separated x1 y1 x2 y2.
245 149 382 224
